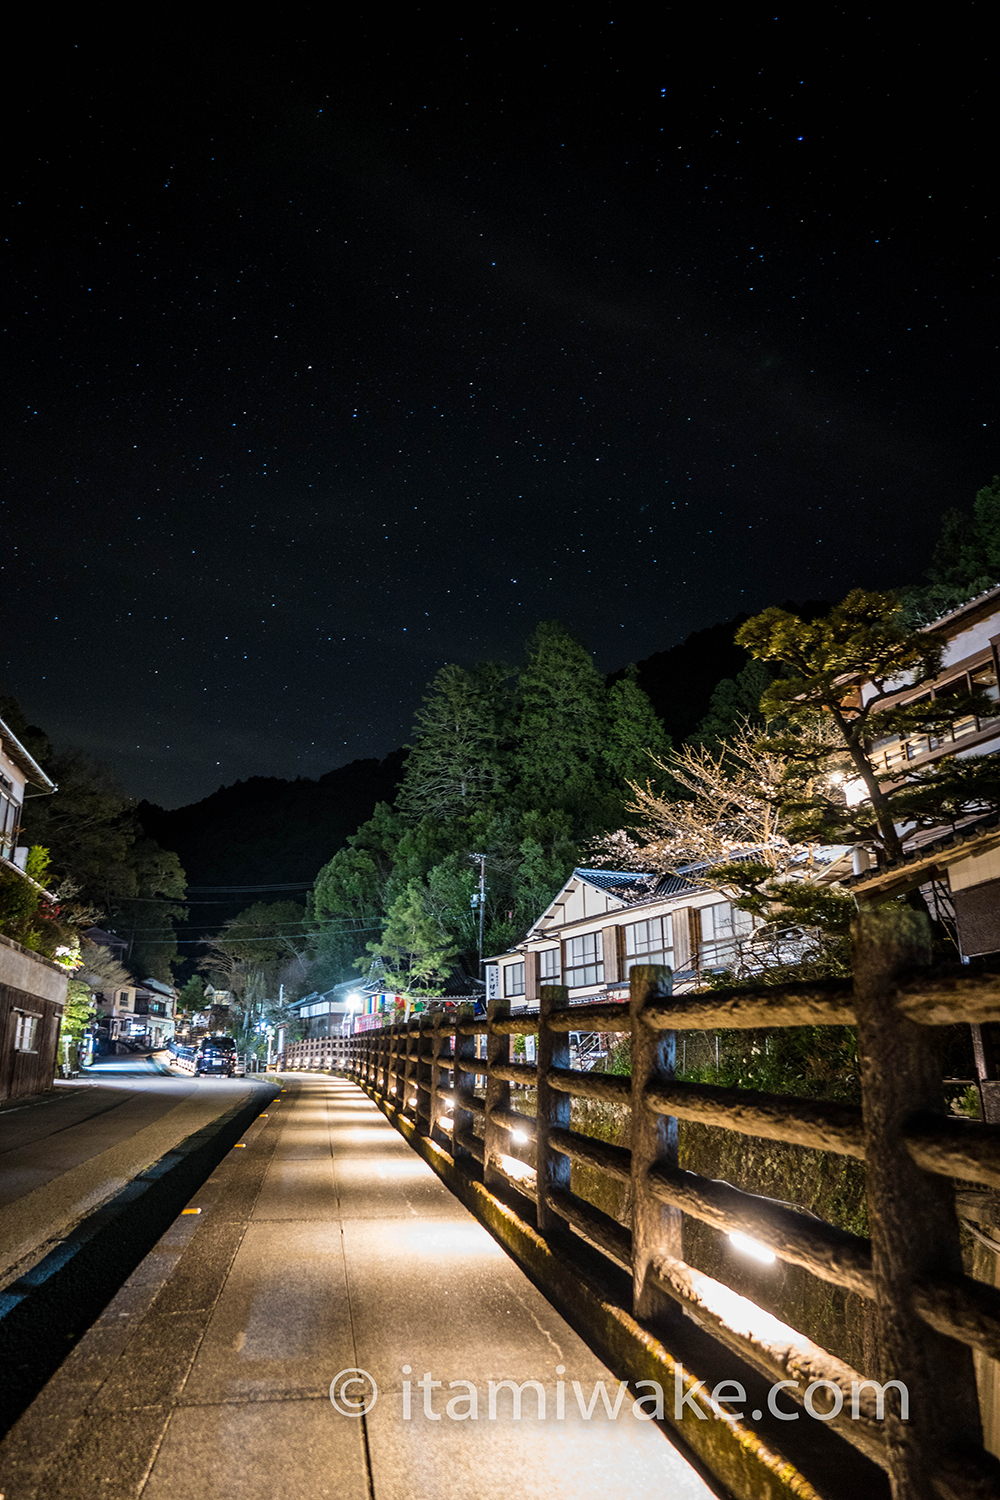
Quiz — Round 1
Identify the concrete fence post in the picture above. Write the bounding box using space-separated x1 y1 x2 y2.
430 1011 451 1149
401 1017 417 1119
485 997 510 1190
415 1014 433 1136
630 963 682 1323
536 984 571 1236
389 1020 403 1105
853 904 982 1499
378 1020 391 1098
452 1009 478 1166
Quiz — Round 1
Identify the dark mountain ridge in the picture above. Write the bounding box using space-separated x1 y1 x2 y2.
138 750 405 902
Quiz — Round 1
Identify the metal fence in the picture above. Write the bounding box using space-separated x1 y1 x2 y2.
342 905 1000 1500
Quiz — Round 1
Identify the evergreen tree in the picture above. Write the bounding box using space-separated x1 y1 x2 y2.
362 879 458 995
178 975 206 1016
396 662 512 821
737 589 1000 868
309 802 448 986
900 476 1000 624
114 838 188 982
604 666 672 784
310 624 670 986
513 621 609 830
689 658 777 750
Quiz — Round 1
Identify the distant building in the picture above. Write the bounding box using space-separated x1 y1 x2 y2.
135 978 177 1049
286 985 354 1040
486 865 779 1009
843 584 1000 957
92 977 176 1050
0 714 65 1101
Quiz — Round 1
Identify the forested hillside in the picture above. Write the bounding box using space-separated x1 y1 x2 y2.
138 752 404 893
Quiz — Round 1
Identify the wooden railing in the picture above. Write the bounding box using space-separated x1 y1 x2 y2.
342 906 1000 1500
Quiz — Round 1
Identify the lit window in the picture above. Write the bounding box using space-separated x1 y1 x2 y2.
565 932 604 988
624 915 673 972
504 962 526 998
700 903 755 968
14 1013 40 1052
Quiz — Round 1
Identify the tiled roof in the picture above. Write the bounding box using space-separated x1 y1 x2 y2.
844 810 1000 894
574 867 700 904
920 581 1000 634
0 715 56 791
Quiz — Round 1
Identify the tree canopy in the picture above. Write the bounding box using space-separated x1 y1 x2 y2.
901 476 1000 624
396 661 511 821
361 879 459 995
0 701 187 978
736 589 1000 866
306 621 668 992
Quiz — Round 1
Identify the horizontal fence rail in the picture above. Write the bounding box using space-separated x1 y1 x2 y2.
338 908 1000 1500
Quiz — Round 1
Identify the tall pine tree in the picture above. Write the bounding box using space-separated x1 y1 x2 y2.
396 662 512 822
513 621 609 830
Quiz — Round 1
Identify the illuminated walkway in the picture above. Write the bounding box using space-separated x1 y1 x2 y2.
0 1075 715 1500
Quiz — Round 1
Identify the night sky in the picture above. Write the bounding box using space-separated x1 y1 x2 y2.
5 16 996 807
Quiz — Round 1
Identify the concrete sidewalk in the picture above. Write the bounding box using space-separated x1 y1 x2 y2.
0 1074 718 1500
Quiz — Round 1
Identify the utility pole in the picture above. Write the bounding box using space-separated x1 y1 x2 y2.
470 852 487 977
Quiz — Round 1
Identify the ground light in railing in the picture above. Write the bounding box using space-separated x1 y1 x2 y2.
728 1231 776 1265
501 1155 536 1185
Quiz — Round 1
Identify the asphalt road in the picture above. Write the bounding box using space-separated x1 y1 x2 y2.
0 1061 279 1433
0 1060 274 1289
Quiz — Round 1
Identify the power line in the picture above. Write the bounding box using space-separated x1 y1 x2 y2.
111 919 365 933
184 883 315 893
102 925 384 943
101 897 304 906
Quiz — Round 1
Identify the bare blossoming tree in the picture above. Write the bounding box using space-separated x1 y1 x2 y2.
590 720 856 979
590 722 814 877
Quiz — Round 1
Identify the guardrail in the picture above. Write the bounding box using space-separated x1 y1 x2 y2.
342 906 1000 1500
281 1036 351 1071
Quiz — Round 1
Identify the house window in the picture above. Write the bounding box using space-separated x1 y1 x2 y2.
624 916 673 973
870 660 1000 770
699 902 756 969
14 1013 40 1052
565 932 603 988
972 662 1000 714
119 991 130 1006
540 948 561 980
935 676 978 741
504 962 526 998
0 787 19 860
